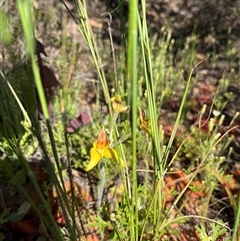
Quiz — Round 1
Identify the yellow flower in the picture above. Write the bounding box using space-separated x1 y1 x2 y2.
86 127 125 171
111 95 130 113
139 107 151 135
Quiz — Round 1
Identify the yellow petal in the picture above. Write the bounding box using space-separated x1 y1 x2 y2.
139 107 151 135
117 105 130 113
111 95 130 113
103 148 116 160
86 148 101 171
140 121 151 135
104 148 126 167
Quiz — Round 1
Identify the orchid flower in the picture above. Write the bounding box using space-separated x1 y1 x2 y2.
111 95 130 113
139 107 151 135
86 127 125 171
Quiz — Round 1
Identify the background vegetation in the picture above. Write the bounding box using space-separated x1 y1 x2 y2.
0 0 240 240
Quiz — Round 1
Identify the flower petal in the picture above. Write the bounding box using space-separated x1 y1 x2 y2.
139 107 151 135
97 127 109 147
86 148 101 171
111 95 130 113
104 148 126 167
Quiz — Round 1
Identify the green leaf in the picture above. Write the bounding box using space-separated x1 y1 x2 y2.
8 212 24 222
88 215 110 233
17 201 31 215
0 208 10 224
9 169 26 186
8 201 31 222
0 7 12 45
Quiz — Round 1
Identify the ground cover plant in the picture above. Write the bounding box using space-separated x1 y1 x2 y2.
0 0 240 240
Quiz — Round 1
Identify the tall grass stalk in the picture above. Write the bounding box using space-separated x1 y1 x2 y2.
17 0 81 239
127 0 139 240
17 0 49 120
1 75 62 240
163 42 198 169
71 0 110 105
137 0 164 233
232 196 240 240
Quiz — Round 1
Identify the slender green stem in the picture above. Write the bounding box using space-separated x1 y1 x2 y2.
164 59 200 169
97 162 106 212
138 0 164 232
232 196 240 240
17 0 49 120
127 0 138 240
